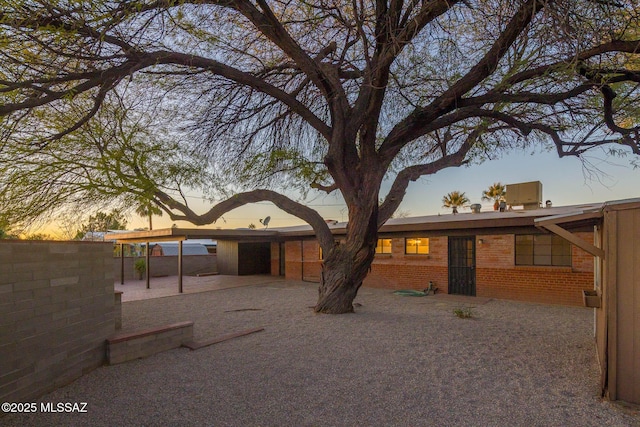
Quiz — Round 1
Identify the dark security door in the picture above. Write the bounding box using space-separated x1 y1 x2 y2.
448 236 476 296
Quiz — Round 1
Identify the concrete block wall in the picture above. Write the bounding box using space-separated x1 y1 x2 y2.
114 291 123 330
113 254 217 280
0 240 115 403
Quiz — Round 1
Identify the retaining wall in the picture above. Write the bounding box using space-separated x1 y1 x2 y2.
107 322 193 365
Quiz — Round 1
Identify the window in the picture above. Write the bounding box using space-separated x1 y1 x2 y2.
405 238 429 254
515 234 571 266
375 239 392 254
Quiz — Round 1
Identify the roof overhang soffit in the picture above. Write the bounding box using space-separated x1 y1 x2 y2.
113 236 187 244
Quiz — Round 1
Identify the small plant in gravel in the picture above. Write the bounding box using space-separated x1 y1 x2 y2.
453 306 474 319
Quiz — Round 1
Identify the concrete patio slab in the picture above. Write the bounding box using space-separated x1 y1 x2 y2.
115 274 285 302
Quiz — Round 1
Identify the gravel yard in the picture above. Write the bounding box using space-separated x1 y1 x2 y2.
3 280 639 427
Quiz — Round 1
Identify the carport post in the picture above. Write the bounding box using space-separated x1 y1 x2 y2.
146 241 150 289
178 240 183 293
120 243 124 285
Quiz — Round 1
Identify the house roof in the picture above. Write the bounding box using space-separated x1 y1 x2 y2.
106 227 279 243
106 200 629 244
271 202 606 238
152 242 210 256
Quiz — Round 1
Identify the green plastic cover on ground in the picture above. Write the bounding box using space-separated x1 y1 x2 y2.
393 290 426 297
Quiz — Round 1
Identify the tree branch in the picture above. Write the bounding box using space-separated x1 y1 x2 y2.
471 108 640 156
601 84 640 136
350 0 459 149
378 129 479 225
379 0 545 160
1 49 333 140
154 188 335 252
310 182 338 194
504 39 640 87
229 0 348 114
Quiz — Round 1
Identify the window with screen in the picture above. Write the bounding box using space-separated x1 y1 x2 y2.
375 239 392 254
405 238 429 254
515 234 571 266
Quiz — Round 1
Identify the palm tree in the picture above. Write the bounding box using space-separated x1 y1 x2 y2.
481 182 506 210
442 191 470 214
135 199 163 230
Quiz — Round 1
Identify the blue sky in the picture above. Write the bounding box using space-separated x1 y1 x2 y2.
128 147 640 231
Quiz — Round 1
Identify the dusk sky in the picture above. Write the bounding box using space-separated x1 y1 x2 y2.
125 147 640 231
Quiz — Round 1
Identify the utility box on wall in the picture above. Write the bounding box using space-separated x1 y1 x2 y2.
506 181 542 210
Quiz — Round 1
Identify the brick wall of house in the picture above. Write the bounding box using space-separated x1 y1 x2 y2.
475 232 594 305
283 240 322 282
283 241 301 280
0 240 115 404
280 231 595 306
364 237 448 290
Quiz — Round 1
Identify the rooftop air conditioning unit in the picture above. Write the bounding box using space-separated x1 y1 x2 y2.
506 181 542 210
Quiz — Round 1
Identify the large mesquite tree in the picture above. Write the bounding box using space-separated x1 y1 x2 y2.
1 1 639 313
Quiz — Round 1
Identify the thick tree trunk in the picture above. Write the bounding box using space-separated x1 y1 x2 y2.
314 244 376 313
314 195 380 314
314 126 387 313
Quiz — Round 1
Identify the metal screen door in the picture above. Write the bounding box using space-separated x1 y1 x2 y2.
448 236 476 296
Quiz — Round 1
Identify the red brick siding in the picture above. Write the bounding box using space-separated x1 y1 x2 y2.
570 233 595 272
282 231 595 306
475 232 594 305
476 235 513 268
365 237 448 291
365 264 448 291
475 266 592 305
284 241 302 281
283 240 322 282
301 240 322 281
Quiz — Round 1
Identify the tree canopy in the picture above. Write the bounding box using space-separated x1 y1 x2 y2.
0 217 16 239
1 0 639 312
74 209 128 240
482 183 507 204
135 197 164 230
443 191 470 214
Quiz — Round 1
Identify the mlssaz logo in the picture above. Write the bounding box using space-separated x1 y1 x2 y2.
40 402 88 413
